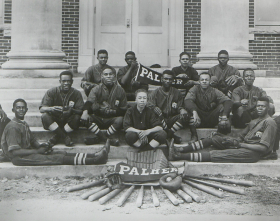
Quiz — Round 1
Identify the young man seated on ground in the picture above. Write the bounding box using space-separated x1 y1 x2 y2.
172 52 200 96
231 68 280 160
40 71 84 147
123 89 167 150
169 97 277 163
81 67 127 146
148 70 197 144
117 51 148 101
81 49 116 96
232 68 275 128
1 99 109 166
209 50 243 98
184 72 233 135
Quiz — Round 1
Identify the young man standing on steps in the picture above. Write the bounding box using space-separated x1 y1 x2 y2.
184 72 233 135
169 97 277 163
81 67 127 146
40 71 84 147
1 99 109 166
148 70 197 144
81 49 116 96
117 51 148 101
124 89 167 150
209 50 243 98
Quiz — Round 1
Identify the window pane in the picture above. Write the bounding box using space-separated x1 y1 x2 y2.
101 0 126 26
255 0 280 25
139 0 162 26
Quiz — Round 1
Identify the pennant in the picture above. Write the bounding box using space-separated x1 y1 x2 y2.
114 162 178 183
135 63 190 89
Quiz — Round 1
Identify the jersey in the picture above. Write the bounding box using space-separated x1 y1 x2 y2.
117 65 148 93
81 63 116 86
87 83 127 117
148 86 184 119
184 85 231 113
209 64 243 94
123 105 162 131
40 86 84 117
1 118 40 160
239 116 277 156
232 85 273 110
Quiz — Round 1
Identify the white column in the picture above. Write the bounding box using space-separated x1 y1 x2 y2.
1 0 69 77
193 0 257 70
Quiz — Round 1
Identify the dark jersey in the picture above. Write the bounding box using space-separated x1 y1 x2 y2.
123 105 162 131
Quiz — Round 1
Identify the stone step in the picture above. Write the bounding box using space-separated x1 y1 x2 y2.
29 127 243 144
0 89 88 100
3 100 136 113
1 76 280 89
7 110 280 128
0 158 279 179
4 98 280 114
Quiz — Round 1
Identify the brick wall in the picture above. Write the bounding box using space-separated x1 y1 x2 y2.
249 0 254 28
249 34 280 71
62 0 79 72
184 0 201 64
0 0 11 65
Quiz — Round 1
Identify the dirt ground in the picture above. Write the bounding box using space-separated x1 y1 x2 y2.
0 174 280 220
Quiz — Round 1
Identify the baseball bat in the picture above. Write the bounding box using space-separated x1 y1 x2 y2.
66 179 104 192
183 180 224 198
177 189 192 203
88 188 111 202
81 185 107 200
151 186 160 207
99 187 125 205
136 185 144 208
181 184 201 202
185 178 245 195
116 185 135 207
184 175 254 187
161 187 179 206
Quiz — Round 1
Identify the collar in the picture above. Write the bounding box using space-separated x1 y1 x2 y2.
12 117 26 125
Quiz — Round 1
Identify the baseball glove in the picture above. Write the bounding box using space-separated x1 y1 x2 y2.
221 137 241 149
218 116 231 135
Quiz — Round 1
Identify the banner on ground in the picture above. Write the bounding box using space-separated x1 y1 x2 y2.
114 162 178 183
135 63 190 89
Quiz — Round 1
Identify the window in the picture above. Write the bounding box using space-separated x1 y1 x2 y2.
254 0 280 31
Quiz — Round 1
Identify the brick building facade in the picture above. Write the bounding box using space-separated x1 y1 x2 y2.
0 0 279 72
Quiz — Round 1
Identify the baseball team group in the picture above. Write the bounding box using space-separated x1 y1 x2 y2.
0 49 279 166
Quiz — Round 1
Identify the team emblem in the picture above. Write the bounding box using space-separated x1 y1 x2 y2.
172 102 177 109
255 131 263 138
69 101 75 107
115 100 120 106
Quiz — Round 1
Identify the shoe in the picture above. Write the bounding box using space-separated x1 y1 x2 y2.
84 135 100 145
64 136 74 147
103 139 111 154
94 148 108 164
0 153 10 162
110 138 120 147
262 152 278 160
173 134 182 144
47 134 60 148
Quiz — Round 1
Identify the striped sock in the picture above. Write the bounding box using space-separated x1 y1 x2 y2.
74 153 88 165
171 121 183 133
107 125 116 136
162 119 167 130
184 152 211 162
177 138 212 153
88 123 100 134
